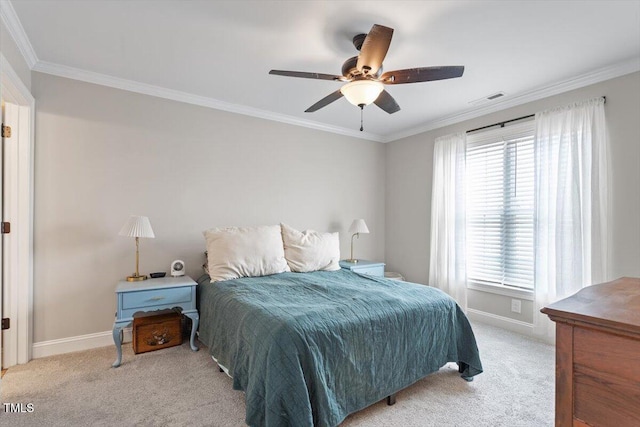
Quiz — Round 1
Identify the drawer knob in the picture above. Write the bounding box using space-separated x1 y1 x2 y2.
148 296 165 301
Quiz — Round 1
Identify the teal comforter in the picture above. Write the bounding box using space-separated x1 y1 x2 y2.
197 270 482 427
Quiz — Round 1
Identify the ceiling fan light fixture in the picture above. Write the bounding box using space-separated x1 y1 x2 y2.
340 80 384 107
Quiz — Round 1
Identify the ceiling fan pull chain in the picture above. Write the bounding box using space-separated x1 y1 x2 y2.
360 104 364 131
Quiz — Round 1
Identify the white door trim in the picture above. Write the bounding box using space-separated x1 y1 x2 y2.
1 52 34 365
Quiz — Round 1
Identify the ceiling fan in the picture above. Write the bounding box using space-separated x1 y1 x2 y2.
269 24 464 131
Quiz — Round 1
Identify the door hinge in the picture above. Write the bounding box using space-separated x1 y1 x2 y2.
1 124 11 138
1 222 10 234
1 318 9 330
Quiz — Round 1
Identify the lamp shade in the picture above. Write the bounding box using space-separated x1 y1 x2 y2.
119 215 155 238
340 80 384 106
348 219 370 234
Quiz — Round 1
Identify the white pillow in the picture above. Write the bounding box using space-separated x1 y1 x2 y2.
281 223 340 273
203 225 290 282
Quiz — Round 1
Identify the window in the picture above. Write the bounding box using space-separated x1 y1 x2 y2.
466 121 535 291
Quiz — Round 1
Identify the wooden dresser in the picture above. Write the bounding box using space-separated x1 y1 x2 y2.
541 277 640 427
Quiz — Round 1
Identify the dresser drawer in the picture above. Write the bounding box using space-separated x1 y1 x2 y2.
574 326 640 383
573 366 640 427
122 287 193 310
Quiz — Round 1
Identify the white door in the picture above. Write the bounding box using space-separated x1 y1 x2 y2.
1 101 20 369
0 100 5 369
0 57 35 367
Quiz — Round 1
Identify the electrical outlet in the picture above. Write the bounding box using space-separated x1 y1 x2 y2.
511 299 522 314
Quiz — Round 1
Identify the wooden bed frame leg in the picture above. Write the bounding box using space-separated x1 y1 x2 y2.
386 393 397 406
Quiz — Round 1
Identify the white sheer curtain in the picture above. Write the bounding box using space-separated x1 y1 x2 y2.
428 133 467 310
533 97 609 339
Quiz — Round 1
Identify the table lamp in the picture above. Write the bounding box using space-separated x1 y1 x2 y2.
119 215 155 281
347 219 369 263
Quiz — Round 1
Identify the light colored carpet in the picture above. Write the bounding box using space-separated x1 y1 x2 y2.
0 321 554 426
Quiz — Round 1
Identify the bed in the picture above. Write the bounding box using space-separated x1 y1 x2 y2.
196 268 483 427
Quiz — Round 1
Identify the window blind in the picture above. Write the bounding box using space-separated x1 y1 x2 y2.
466 121 535 290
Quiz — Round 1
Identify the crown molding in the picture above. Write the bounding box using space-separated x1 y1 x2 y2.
32 60 386 143
386 56 640 142
7 0 637 146
1 52 34 105
30 55 640 144
1 0 385 143
25 55 640 144
0 0 38 69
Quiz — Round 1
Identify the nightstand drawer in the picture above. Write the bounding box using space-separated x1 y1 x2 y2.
122 287 192 310
352 265 384 277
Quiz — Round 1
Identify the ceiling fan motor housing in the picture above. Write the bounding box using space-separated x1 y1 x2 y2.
342 56 382 79
341 56 358 78
352 33 367 51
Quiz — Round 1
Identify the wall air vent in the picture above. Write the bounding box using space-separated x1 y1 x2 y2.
469 92 506 106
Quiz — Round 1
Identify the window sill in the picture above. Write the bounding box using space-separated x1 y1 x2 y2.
467 281 534 301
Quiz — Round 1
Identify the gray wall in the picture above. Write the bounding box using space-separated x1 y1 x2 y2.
0 18 31 90
23 66 640 340
32 72 386 342
385 71 640 322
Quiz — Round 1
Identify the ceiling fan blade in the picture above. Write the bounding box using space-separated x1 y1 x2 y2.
374 90 400 114
380 66 465 84
305 90 344 112
269 70 345 81
356 24 393 76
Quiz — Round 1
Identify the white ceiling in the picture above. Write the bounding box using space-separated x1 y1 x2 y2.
5 0 640 141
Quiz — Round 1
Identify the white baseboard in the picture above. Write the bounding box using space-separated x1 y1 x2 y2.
467 309 555 345
30 310 544 359
467 308 535 337
32 328 132 359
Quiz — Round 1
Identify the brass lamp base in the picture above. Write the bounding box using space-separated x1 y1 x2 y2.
126 274 148 282
346 259 359 263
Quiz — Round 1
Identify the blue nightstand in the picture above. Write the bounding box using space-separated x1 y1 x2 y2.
339 260 385 277
112 276 199 367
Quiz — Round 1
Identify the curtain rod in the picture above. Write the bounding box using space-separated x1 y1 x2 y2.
466 96 606 134
466 114 534 134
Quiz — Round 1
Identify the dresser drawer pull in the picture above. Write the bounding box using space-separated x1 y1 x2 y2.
148 296 165 301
